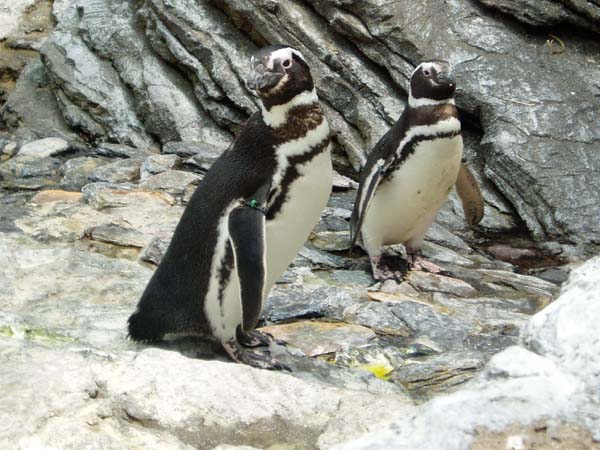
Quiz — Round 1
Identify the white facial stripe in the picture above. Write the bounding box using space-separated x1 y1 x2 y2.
408 95 455 108
412 62 447 77
393 117 461 160
267 47 306 69
260 88 319 128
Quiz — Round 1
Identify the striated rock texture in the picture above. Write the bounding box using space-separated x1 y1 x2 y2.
1 0 599 249
333 257 600 450
0 2 599 448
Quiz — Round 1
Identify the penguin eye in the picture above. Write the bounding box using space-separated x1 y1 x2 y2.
282 59 292 69
423 69 431 77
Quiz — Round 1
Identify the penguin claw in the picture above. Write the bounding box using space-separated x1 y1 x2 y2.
223 339 291 371
370 255 405 281
406 250 445 274
237 329 287 348
373 268 404 281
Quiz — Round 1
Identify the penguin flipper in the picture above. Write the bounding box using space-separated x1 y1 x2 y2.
229 183 270 332
349 164 384 252
455 163 484 226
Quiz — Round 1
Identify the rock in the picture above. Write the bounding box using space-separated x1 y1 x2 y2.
297 246 348 269
392 351 485 401
60 156 109 191
0 342 199 450
533 266 571 286
86 222 150 248
309 230 351 252
17 137 69 158
139 234 171 265
333 257 600 449
486 244 540 264
140 170 202 197
332 171 358 190
421 241 475 267
316 212 350 233
163 140 225 162
30 190 83 204
476 269 557 299
260 321 376 357
378 280 421 297
94 142 155 159
0 155 62 189
355 299 470 350
82 182 175 211
425 222 471 252
89 158 142 184
334 344 405 377
323 206 352 221
212 446 261 450
343 302 412 337
113 348 412 449
522 256 600 390
0 0 56 105
334 346 589 450
1 140 18 158
406 271 478 297
330 270 374 287
140 154 180 180
1 58 78 143
0 1 38 40
476 0 600 33
262 287 355 323
0 233 151 349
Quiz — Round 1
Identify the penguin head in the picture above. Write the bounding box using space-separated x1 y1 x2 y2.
410 60 456 103
246 45 314 108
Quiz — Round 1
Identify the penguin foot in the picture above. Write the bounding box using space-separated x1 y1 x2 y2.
238 329 287 348
406 250 444 274
223 339 291 371
370 255 404 281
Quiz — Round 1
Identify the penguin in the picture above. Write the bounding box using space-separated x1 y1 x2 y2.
128 45 332 369
350 60 484 281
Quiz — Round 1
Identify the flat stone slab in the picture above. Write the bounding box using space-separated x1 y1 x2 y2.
260 321 376 357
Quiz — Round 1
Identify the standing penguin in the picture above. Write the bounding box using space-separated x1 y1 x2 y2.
128 45 332 369
350 60 484 281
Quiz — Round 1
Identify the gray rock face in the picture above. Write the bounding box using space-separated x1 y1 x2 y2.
2 0 599 249
61 156 109 191
140 154 180 180
1 1 598 448
17 137 69 157
0 154 62 189
333 257 600 449
476 0 600 32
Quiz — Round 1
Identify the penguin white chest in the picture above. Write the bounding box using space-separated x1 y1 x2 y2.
364 134 463 249
265 146 332 290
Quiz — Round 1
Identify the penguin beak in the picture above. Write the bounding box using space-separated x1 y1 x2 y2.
437 71 455 86
246 63 284 94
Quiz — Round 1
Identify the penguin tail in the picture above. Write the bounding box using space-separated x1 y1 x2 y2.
127 309 165 343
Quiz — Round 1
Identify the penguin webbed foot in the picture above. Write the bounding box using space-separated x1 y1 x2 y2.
370 255 405 281
237 329 287 348
223 338 291 371
406 249 447 274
